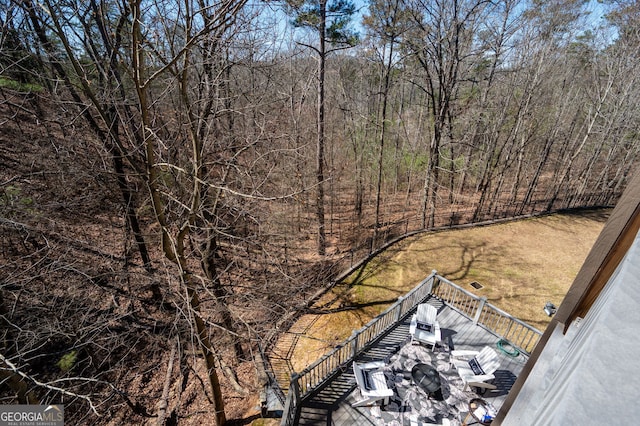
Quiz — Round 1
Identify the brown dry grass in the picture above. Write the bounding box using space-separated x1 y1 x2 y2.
287 209 610 370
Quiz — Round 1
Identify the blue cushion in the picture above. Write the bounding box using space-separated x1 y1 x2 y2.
416 322 433 333
468 357 485 375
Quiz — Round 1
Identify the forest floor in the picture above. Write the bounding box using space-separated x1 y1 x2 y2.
0 90 611 425
280 209 610 373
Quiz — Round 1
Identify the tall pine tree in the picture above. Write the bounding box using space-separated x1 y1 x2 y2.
286 0 358 255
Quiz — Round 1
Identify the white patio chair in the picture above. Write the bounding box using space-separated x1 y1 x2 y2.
409 303 441 350
351 361 394 407
450 346 500 392
410 419 451 426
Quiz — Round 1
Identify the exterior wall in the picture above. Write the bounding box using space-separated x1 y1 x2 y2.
501 228 640 425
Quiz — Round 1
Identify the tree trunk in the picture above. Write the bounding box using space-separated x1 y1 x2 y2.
25 0 152 272
316 0 327 255
130 3 226 422
372 41 394 251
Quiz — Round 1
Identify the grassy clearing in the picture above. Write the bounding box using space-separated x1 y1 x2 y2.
288 209 609 371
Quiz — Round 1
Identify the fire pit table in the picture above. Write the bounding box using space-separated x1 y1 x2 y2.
411 363 442 399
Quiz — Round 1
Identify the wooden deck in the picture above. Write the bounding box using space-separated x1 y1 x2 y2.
293 297 530 425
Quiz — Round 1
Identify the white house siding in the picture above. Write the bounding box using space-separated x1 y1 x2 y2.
502 228 640 425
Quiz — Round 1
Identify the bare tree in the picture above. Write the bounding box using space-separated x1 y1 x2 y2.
286 0 358 255
363 0 409 250
15 0 251 423
404 0 491 228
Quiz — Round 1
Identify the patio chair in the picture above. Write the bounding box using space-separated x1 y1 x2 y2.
352 361 394 407
409 303 441 350
410 419 451 426
450 346 500 392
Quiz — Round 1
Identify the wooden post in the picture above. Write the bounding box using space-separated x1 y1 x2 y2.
474 297 487 325
395 296 404 322
351 329 360 359
430 270 439 294
281 373 301 426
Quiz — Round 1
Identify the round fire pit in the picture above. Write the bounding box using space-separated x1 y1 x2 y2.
411 363 442 399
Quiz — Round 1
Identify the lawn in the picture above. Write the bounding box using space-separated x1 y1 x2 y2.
286 209 609 371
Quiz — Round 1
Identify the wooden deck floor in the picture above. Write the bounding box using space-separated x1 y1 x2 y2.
294 297 530 425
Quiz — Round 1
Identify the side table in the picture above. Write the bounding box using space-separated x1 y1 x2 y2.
462 398 496 425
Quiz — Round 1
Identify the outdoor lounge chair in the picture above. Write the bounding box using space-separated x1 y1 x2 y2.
411 419 451 426
409 303 441 350
450 346 500 392
352 361 394 407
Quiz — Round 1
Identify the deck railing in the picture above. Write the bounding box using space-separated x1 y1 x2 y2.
279 272 542 426
430 275 542 354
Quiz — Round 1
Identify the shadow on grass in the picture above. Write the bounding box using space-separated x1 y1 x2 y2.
344 239 492 291
307 297 403 314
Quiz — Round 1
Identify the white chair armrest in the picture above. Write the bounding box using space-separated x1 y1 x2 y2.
412 419 450 426
366 387 394 397
409 314 417 333
472 373 495 381
360 360 386 370
466 380 497 390
460 372 495 383
451 349 479 358
450 358 470 370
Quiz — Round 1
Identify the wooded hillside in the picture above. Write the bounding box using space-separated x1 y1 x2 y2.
1 0 639 424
